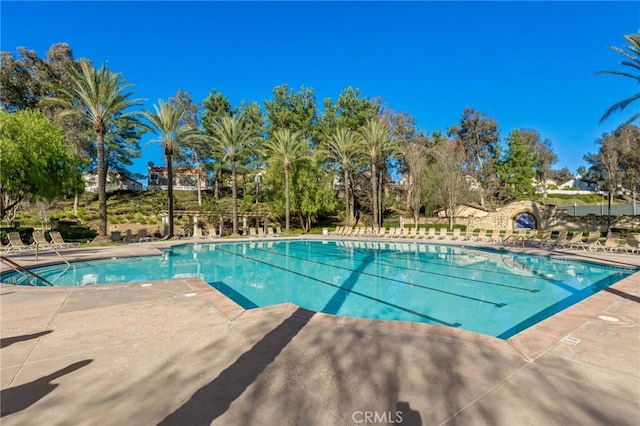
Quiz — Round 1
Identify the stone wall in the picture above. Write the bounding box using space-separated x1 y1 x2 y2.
406 200 640 231
468 201 640 231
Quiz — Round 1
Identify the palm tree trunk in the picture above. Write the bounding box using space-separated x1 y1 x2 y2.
196 170 203 207
285 164 291 233
371 162 378 229
378 171 384 227
343 167 350 226
231 159 239 235
167 154 174 238
97 132 107 237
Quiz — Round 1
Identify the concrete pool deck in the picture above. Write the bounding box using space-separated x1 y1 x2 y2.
1 237 639 425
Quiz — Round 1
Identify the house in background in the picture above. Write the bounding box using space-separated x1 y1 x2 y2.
83 170 143 193
147 162 209 191
558 176 598 191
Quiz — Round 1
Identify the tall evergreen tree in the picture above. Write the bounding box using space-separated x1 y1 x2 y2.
497 129 538 201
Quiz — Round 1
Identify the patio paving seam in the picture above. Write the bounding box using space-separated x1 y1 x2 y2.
437 361 532 426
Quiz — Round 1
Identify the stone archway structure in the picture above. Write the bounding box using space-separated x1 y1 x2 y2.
512 210 538 229
465 201 558 231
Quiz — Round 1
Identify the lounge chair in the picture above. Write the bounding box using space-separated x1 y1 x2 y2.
405 228 417 238
571 231 601 251
595 232 622 252
529 230 551 246
49 231 82 248
508 229 528 245
267 226 275 237
417 227 427 239
473 229 487 242
386 227 398 238
375 227 386 238
275 226 283 235
487 229 502 243
556 231 583 249
461 228 474 241
499 229 514 243
450 228 461 240
621 233 640 254
205 226 218 238
425 227 437 239
547 231 568 248
32 231 52 250
438 228 449 239
6 232 35 252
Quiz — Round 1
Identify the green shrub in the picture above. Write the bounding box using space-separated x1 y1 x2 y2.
54 224 97 242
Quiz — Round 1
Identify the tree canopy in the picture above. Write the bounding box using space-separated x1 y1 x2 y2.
0 109 82 222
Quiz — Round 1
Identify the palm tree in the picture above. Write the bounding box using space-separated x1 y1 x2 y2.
42 60 141 237
209 115 258 235
142 100 194 238
596 32 640 125
325 127 358 226
356 119 391 228
262 129 309 233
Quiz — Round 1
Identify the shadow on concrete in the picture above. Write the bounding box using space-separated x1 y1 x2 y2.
158 308 309 425
605 286 640 303
396 401 422 426
159 251 377 425
0 359 92 417
0 330 53 349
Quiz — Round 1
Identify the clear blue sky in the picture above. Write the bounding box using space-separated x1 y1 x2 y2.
2 1 638 180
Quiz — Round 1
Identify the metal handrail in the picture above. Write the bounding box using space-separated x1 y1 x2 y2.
35 242 70 267
0 256 53 286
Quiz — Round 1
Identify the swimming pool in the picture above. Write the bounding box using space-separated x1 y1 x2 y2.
1 240 635 338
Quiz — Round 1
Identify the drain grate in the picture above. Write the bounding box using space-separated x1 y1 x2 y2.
562 336 581 346
598 315 619 322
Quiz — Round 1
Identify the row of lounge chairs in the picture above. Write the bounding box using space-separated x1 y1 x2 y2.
246 226 282 238
330 227 640 254
1 231 80 253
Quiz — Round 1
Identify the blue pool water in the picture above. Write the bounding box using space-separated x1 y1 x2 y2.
1 240 635 338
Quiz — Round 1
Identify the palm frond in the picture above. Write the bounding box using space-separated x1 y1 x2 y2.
596 32 640 124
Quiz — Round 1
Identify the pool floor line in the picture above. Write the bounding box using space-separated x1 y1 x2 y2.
280 243 542 294
226 245 509 308
214 246 463 327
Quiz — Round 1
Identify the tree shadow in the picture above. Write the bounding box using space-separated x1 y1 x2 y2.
158 307 310 425
0 359 92 417
0 330 53 349
604 286 640 303
159 251 377 425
